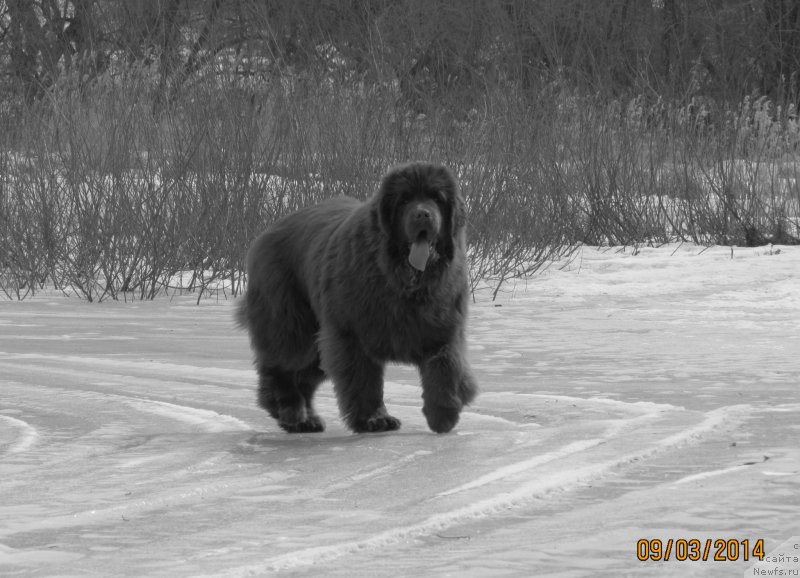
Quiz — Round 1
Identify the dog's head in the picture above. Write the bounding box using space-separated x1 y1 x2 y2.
375 163 465 273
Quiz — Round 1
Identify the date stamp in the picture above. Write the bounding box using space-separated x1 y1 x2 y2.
637 538 765 562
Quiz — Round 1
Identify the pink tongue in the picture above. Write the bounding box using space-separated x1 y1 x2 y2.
408 240 430 271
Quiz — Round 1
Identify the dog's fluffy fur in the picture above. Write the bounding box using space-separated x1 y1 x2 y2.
237 162 477 433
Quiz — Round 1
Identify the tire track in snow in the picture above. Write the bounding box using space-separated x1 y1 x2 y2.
0 414 39 454
436 395 679 497
0 386 256 539
121 397 251 433
1 382 252 434
0 352 253 385
435 411 661 498
207 404 750 575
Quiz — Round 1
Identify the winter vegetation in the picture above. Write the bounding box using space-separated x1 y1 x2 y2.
1 0 799 301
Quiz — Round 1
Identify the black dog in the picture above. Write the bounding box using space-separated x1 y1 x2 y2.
237 162 477 433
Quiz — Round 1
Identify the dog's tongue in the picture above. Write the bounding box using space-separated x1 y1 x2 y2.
408 240 430 271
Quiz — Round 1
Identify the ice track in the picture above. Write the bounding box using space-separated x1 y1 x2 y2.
1 244 799 577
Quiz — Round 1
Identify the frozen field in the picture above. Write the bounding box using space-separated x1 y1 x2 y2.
1 244 798 577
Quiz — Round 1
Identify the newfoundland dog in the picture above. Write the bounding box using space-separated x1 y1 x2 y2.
237 162 477 434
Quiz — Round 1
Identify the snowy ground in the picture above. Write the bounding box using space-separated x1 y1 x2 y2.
1 244 798 577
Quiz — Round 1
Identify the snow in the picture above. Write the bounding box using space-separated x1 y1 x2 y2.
1 243 799 577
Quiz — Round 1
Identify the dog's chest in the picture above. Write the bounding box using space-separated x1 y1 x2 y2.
362 299 455 362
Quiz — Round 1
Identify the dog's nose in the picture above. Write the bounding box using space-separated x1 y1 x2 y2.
412 206 432 222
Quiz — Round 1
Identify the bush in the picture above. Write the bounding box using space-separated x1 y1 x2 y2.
1 68 798 302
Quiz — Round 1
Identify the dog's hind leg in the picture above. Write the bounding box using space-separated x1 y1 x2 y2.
256 362 325 433
296 362 326 431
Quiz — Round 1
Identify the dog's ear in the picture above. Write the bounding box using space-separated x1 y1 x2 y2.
377 188 394 237
375 165 407 237
446 171 465 237
427 164 464 237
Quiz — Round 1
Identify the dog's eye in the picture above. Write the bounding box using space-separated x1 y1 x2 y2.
431 189 447 203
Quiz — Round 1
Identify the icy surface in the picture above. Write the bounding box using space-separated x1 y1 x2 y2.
1 244 798 577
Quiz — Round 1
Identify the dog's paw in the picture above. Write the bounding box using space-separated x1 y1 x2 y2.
422 403 461 434
353 414 402 433
278 410 325 433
